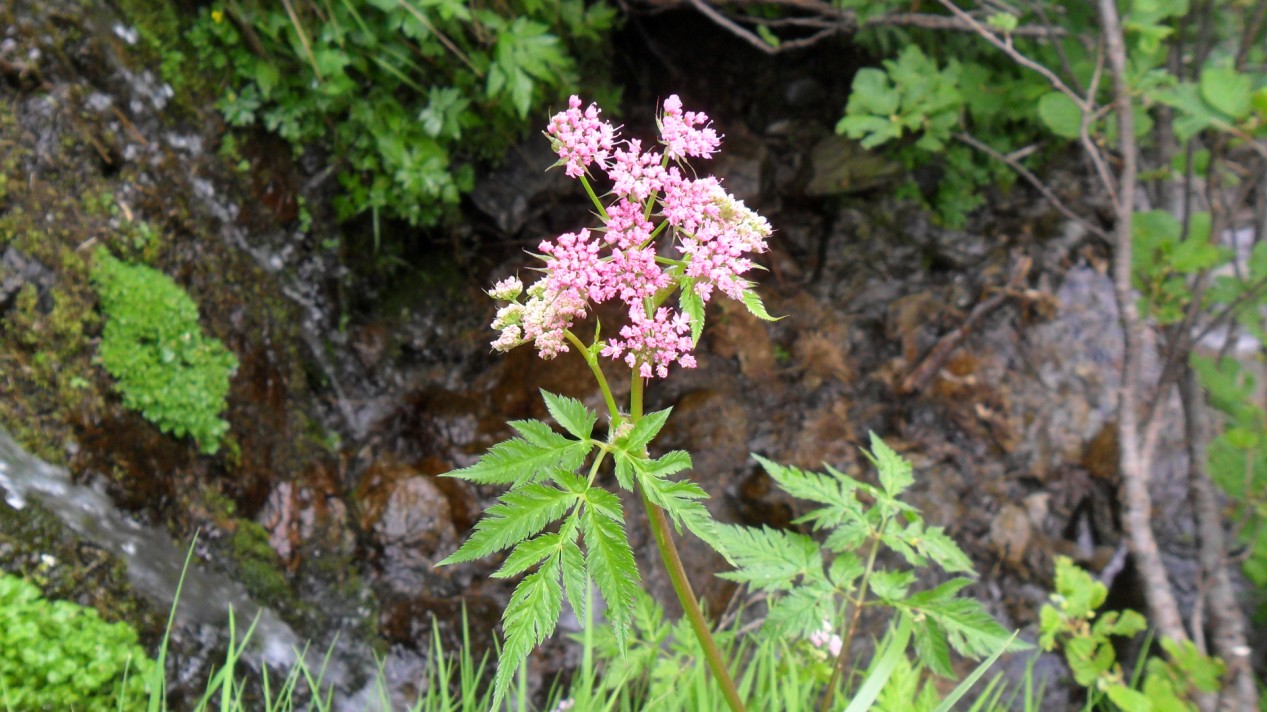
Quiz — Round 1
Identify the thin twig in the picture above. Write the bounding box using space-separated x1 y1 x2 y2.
900 255 1033 394
933 0 1084 106
955 133 1109 240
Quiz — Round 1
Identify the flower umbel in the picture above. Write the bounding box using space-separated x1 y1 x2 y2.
490 94 773 379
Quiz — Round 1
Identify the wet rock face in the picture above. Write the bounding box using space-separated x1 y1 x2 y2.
358 460 460 597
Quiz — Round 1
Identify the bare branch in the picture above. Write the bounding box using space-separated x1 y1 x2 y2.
954 132 1109 240
933 0 1084 106
1097 0 1190 645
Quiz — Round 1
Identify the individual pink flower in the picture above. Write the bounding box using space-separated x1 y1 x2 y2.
540 228 606 303
608 139 666 203
603 246 671 305
659 94 721 161
603 198 655 250
660 169 722 233
677 189 771 301
515 278 588 359
809 620 843 657
602 306 697 379
546 95 617 179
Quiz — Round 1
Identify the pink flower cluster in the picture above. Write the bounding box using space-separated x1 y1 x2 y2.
489 94 772 379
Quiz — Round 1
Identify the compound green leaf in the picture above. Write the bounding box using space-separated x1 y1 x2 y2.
445 422 590 485
540 389 597 441
492 554 563 708
581 506 640 653
715 525 821 591
868 433 914 497
437 483 576 565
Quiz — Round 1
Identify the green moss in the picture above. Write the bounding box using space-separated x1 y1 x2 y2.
229 521 292 607
90 251 238 454
0 573 157 711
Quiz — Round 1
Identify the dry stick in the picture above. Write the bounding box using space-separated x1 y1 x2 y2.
899 254 1033 394
954 133 1109 241
1097 0 1190 645
1236 0 1267 69
671 0 1065 54
279 0 323 80
1182 368 1259 712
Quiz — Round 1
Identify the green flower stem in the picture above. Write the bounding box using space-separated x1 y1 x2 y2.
640 488 748 712
630 367 644 423
579 175 609 222
564 330 620 423
819 516 887 712
630 373 747 712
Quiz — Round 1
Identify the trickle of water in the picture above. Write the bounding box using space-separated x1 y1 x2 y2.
0 429 299 670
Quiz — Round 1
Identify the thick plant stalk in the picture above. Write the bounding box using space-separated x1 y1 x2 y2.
1097 0 1190 644
642 492 748 712
629 375 748 712
1181 368 1257 711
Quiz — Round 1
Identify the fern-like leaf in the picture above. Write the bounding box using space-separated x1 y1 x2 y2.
765 579 836 637
716 524 821 591
445 421 591 485
909 596 1030 659
437 483 576 566
541 389 597 441
492 554 564 708
617 408 672 455
866 432 914 497
581 504 640 653
633 470 727 563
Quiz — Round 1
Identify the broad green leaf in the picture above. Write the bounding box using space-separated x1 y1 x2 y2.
1105 683 1152 712
848 68 900 117
868 433 914 497
492 554 563 707
540 389 596 440
716 525 822 591
1065 636 1112 685
1200 66 1252 118
1158 638 1224 692
1053 556 1107 617
437 483 576 565
1092 609 1148 638
581 506 640 653
1037 92 1085 139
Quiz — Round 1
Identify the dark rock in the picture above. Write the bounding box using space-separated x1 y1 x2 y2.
0 246 53 311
